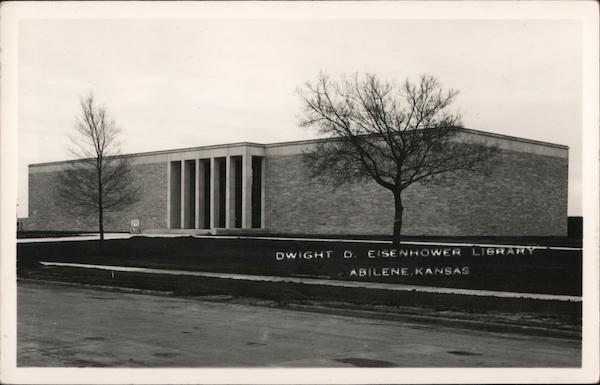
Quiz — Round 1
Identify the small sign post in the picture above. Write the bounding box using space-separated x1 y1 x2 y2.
130 218 140 234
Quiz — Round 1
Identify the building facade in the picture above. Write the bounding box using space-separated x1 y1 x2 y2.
24 129 569 236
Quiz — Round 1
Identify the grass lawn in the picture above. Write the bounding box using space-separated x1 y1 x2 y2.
17 236 582 296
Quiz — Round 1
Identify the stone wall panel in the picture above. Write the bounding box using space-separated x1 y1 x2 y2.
24 162 168 232
264 149 568 236
24 145 568 237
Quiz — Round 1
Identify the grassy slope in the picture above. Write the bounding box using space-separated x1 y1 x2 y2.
17 236 582 295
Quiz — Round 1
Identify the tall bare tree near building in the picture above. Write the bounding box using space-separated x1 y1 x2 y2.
298 73 498 246
55 94 139 240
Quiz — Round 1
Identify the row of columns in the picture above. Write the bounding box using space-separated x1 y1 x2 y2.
167 155 261 230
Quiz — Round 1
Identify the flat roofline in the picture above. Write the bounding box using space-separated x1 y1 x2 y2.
29 141 267 168
29 127 568 168
264 128 569 150
461 128 569 149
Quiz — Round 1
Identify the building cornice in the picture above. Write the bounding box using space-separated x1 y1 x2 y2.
29 127 568 168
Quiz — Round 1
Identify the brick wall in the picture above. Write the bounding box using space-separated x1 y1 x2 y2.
24 162 168 232
264 149 568 236
24 140 568 237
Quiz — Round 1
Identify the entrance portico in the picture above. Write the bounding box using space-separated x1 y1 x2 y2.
166 144 265 232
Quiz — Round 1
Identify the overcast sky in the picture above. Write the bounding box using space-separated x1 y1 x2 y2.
18 18 582 217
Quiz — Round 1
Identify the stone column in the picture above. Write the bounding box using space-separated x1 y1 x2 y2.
261 157 266 229
225 156 231 228
210 157 217 229
180 160 186 229
195 159 201 229
242 154 252 228
166 161 171 229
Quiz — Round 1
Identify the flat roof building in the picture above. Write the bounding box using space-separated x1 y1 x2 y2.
24 128 569 236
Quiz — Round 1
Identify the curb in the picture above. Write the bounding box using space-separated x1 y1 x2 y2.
18 278 580 341
18 278 175 297
285 304 581 341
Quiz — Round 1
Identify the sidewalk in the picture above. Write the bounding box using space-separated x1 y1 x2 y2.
19 233 582 250
40 261 582 302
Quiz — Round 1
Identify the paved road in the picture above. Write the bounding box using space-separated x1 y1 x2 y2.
17 281 580 367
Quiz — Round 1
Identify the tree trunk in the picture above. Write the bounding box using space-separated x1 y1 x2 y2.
98 172 104 242
392 190 403 247
98 206 104 241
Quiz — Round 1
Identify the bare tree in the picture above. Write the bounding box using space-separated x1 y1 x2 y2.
298 73 498 246
55 94 139 240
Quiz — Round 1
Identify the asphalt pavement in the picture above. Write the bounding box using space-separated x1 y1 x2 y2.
17 280 581 367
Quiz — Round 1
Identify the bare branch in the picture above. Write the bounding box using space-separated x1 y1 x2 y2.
54 93 139 239
298 72 499 243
